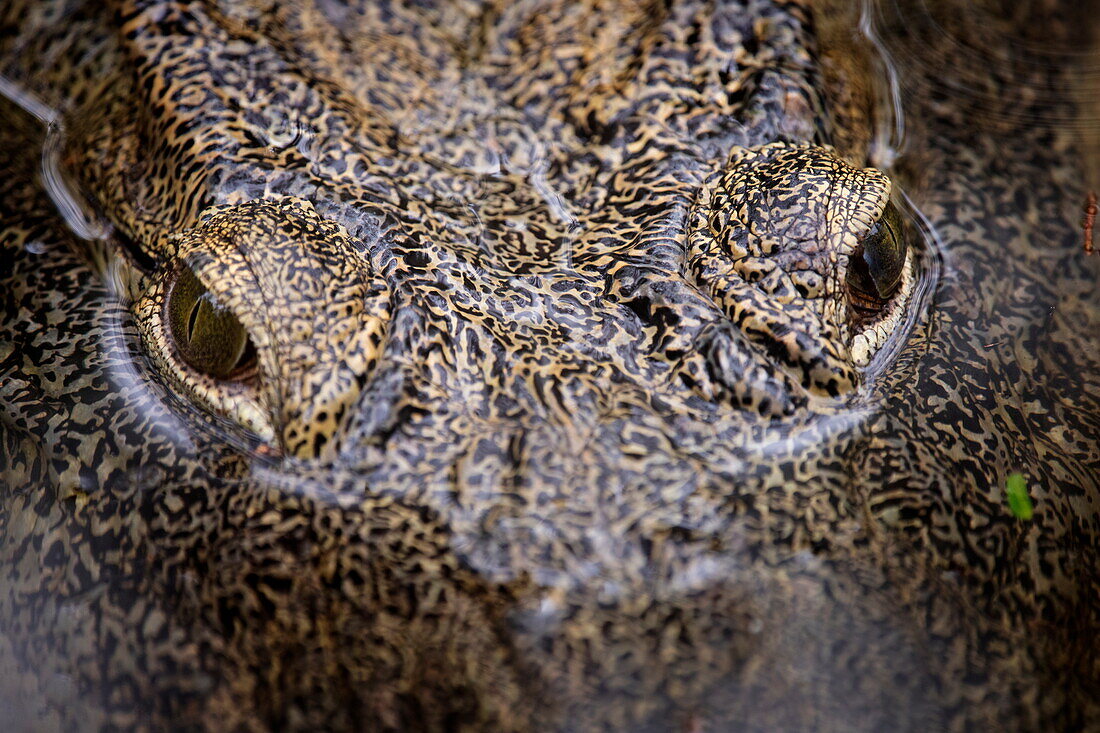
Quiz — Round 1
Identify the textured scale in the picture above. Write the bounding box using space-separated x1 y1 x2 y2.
0 1 1098 731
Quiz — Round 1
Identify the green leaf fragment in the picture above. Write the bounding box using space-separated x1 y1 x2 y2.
1005 472 1033 520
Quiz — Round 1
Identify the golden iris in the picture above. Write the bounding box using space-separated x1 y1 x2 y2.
166 267 255 380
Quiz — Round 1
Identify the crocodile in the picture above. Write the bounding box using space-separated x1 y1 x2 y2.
0 0 1098 730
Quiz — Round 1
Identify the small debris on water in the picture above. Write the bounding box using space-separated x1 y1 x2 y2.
1005 472 1034 520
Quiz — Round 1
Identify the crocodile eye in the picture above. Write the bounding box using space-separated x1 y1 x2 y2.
166 267 256 380
846 202 908 321
846 200 916 367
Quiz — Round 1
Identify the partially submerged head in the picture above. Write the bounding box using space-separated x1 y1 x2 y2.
690 141 914 402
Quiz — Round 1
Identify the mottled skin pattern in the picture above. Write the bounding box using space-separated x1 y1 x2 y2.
135 199 392 455
853 2 1100 725
0 1 1097 731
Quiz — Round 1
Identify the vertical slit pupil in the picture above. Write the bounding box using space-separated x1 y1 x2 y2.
186 298 201 343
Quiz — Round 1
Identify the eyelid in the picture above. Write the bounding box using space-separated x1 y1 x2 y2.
134 263 276 444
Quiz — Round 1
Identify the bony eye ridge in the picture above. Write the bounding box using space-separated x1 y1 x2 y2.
166 267 257 381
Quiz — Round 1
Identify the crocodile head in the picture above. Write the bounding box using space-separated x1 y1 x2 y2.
0 0 1097 730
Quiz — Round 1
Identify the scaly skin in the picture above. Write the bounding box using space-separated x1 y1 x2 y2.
0 1 1097 730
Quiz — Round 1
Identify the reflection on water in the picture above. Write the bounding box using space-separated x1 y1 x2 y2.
866 1 1100 727
0 0 1098 730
